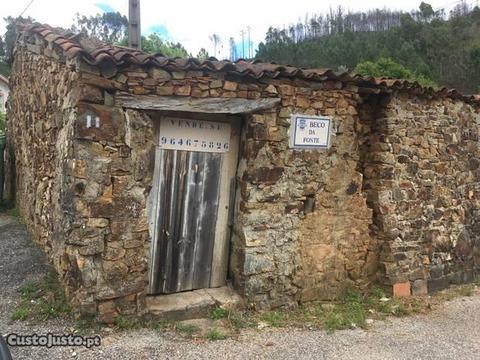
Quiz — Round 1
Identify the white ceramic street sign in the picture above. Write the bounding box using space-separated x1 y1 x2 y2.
289 114 332 149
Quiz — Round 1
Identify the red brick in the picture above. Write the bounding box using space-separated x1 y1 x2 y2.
393 281 411 298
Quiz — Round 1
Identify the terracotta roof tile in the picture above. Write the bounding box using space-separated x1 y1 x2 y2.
19 23 480 105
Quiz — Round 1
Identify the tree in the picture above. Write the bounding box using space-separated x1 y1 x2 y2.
355 57 436 87
117 32 188 57
229 37 237 61
0 36 5 59
0 35 7 76
209 34 221 58
419 2 435 20
196 48 209 61
3 16 35 65
71 12 128 44
140 33 188 57
256 5 479 92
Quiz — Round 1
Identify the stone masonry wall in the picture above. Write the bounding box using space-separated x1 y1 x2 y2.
363 93 480 296
231 82 378 308
75 62 379 311
9 44 381 317
10 37 480 319
6 46 79 275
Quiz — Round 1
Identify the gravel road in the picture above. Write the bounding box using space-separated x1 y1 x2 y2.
1 213 479 360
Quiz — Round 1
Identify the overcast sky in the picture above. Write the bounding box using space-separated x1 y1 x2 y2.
0 0 474 58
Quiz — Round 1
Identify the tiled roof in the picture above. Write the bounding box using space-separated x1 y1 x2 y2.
18 23 479 104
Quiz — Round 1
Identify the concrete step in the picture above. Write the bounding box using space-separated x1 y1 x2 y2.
145 286 243 321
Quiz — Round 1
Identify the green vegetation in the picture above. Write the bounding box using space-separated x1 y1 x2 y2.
245 286 425 333
205 328 228 341
15 280 473 340
0 13 189 77
355 58 437 87
11 270 70 321
175 323 201 337
113 315 142 330
0 111 5 134
261 311 285 327
256 2 480 93
5 206 20 217
71 12 128 44
111 315 171 332
139 33 188 57
210 306 229 320
75 315 103 334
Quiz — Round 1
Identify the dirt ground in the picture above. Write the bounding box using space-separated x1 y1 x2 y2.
1 213 480 360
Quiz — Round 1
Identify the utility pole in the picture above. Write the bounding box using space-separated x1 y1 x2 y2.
128 0 141 49
240 29 245 59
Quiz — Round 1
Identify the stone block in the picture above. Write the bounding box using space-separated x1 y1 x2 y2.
244 167 284 184
210 80 223 89
223 81 238 91
278 84 295 96
156 86 174 96
98 300 118 324
295 96 310 108
172 71 186 79
149 68 171 80
412 279 428 296
428 277 449 293
244 253 274 275
87 218 109 228
78 237 105 256
72 159 87 179
174 84 191 96
75 103 125 142
70 84 103 104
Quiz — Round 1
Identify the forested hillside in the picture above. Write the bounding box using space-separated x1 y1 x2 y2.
256 2 480 93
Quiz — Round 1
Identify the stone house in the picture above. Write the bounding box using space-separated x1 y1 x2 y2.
0 74 9 112
5 24 480 322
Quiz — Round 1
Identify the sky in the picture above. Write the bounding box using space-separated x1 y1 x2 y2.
0 0 476 59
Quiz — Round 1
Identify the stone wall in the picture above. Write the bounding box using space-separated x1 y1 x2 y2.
363 93 480 295
8 39 480 320
231 83 378 308
81 63 380 311
6 46 78 271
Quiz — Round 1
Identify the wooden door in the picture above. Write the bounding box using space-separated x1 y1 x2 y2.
148 116 239 294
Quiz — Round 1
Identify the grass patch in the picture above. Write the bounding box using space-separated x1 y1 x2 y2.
75 315 103 334
210 306 229 320
227 310 257 331
261 311 285 327
11 269 70 322
175 323 200 337
228 286 436 333
114 315 143 330
434 283 476 301
11 306 31 321
2 206 22 218
205 328 228 341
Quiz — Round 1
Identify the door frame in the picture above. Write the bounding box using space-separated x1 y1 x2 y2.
147 112 241 294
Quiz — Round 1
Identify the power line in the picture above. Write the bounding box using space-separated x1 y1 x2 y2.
19 0 35 18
